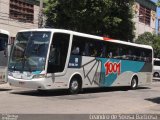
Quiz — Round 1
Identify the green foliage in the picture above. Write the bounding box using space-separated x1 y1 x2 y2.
45 0 135 41
135 32 155 45
156 0 160 7
135 32 160 58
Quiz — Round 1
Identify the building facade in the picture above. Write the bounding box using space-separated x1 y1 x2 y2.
0 0 39 38
133 0 157 38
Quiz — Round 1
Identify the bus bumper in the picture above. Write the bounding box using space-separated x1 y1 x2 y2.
8 76 54 90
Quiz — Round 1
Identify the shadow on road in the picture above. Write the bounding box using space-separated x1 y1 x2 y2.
10 86 150 97
0 88 12 92
145 97 160 104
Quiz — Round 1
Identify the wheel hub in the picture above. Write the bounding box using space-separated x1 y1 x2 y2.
71 81 78 90
132 79 137 88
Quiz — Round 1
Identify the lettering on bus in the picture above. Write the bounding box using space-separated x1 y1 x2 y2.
104 61 121 76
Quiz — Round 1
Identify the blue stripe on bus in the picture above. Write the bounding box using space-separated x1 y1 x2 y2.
96 58 145 86
32 71 41 74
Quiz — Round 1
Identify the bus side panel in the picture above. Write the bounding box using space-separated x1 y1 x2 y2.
68 56 101 88
81 57 102 88
67 55 152 89
95 58 146 87
137 62 152 85
81 57 150 87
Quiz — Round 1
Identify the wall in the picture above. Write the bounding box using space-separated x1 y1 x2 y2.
0 0 39 37
133 1 156 39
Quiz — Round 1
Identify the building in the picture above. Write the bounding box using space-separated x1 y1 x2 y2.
0 0 39 38
133 0 157 38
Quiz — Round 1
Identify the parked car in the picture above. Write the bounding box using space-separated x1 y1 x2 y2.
153 58 160 78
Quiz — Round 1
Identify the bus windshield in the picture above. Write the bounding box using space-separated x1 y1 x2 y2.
8 31 51 72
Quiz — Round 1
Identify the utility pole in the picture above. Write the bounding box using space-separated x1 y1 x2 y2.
38 0 43 28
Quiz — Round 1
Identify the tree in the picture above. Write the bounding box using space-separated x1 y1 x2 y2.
135 32 155 45
45 0 135 41
157 0 160 6
135 32 160 58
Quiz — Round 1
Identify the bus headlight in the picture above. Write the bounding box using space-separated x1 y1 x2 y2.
33 74 46 79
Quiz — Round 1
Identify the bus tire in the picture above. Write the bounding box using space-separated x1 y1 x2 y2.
153 72 159 77
131 76 138 90
69 77 82 94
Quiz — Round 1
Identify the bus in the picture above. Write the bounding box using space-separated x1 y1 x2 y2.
0 29 11 84
8 29 153 94
153 58 160 78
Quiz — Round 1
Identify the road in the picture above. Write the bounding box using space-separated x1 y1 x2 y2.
0 81 160 115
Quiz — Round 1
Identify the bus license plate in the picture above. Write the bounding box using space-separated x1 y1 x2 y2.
19 82 25 85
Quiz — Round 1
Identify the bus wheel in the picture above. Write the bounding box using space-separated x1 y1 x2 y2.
154 72 159 77
131 77 138 89
69 78 81 94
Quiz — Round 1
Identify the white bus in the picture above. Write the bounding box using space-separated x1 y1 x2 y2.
0 29 11 84
8 29 153 94
153 58 160 78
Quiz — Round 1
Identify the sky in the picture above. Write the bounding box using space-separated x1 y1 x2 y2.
151 0 159 16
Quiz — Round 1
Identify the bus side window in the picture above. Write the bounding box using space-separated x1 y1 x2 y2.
71 46 80 55
96 42 105 57
100 44 106 57
105 42 112 58
145 49 152 63
113 45 118 58
121 46 129 60
88 40 102 57
83 42 89 56
128 49 133 60
71 37 80 55
90 46 98 57
72 36 87 56
88 42 95 56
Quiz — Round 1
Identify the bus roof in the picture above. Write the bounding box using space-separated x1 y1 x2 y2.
18 28 153 50
0 29 10 36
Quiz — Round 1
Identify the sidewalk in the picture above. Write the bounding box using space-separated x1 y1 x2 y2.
0 83 12 89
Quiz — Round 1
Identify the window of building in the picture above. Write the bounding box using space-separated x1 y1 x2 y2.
9 0 34 23
139 5 151 26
